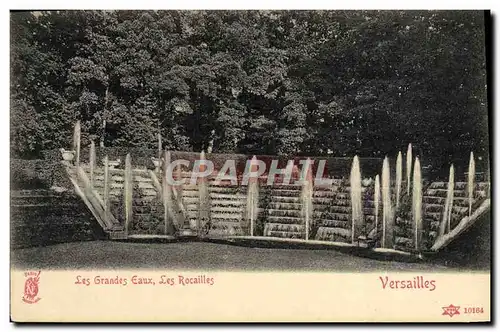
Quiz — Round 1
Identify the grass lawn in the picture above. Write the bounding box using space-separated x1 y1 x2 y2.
10 240 472 271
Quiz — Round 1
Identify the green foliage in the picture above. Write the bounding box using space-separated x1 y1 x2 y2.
11 10 488 172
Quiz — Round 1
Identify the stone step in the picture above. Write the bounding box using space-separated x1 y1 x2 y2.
136 189 158 196
425 212 441 222
428 182 447 189
211 217 243 224
264 192 302 199
425 189 467 197
315 226 351 240
423 196 446 204
321 212 351 221
424 204 445 213
312 191 337 198
362 207 374 215
209 200 245 207
320 219 350 229
185 204 198 211
328 206 351 214
267 216 303 224
268 202 302 210
329 199 351 207
208 223 244 235
267 209 302 217
334 193 351 200
182 196 200 204
11 189 56 197
268 196 301 203
211 212 243 220
265 230 305 239
452 206 469 215
210 206 244 213
209 193 246 200
182 190 200 197
265 223 305 233
311 197 334 205
312 205 330 211
209 187 243 194
210 220 242 227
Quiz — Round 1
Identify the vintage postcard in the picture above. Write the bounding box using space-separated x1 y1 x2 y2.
9 9 491 322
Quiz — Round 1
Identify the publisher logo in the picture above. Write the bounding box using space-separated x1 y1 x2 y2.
442 304 460 317
22 271 41 304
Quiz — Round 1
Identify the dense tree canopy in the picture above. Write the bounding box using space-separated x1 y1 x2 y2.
10 10 489 170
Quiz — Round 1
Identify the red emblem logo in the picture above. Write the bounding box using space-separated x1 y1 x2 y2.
22 271 41 304
442 304 460 317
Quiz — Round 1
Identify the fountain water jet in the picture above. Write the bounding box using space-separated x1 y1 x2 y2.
468 152 475 217
89 140 96 187
350 156 363 244
301 158 314 241
406 143 412 195
73 120 81 167
163 150 173 232
374 174 380 234
395 151 402 209
381 157 393 248
246 156 260 236
197 150 210 234
439 164 454 236
412 158 422 251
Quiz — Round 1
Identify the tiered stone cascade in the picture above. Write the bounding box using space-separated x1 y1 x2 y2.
395 181 490 251
315 179 351 242
262 183 305 239
315 180 378 244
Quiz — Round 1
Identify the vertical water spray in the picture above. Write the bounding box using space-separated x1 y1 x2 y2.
395 151 402 209
412 158 422 251
163 150 172 232
440 165 455 236
246 156 260 236
350 156 363 244
103 155 109 221
374 174 380 233
406 143 412 195
73 121 81 167
301 158 314 241
381 157 393 248
468 152 475 217
89 140 96 188
124 153 133 234
198 150 210 234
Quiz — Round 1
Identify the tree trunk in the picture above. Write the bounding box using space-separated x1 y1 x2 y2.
100 86 109 148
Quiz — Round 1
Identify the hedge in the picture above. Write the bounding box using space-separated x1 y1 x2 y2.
10 159 71 190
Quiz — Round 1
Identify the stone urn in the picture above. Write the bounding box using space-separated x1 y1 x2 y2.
60 148 75 165
151 157 163 171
